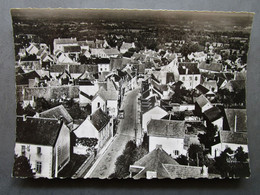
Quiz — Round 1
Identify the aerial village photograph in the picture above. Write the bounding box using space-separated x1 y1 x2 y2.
11 9 253 179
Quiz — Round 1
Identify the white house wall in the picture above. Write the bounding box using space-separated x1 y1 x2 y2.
149 136 187 158
107 100 118 118
54 123 70 173
15 143 53 178
74 119 99 139
142 106 168 133
179 74 201 90
91 96 106 114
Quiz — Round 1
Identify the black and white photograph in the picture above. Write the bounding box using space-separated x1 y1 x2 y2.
11 8 254 179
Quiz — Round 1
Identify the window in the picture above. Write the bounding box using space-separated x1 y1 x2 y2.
97 102 100 108
21 145 26 156
100 68 103 71
36 161 42 174
174 150 179 156
37 147 41 155
182 77 185 81
195 76 198 81
58 146 61 157
189 76 192 80
27 145 30 152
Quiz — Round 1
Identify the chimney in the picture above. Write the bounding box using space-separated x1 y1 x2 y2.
185 68 188 75
22 114 27 121
234 115 237 132
156 144 162 150
58 116 63 124
202 165 209 177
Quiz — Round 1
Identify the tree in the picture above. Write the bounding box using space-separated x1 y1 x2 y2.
24 104 36 116
35 97 51 113
176 155 188 165
113 140 148 178
235 147 248 163
215 147 233 177
16 102 24 115
198 124 218 149
13 156 35 178
188 144 205 166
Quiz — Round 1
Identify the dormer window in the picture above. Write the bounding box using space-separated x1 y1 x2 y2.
37 147 42 155
21 145 26 156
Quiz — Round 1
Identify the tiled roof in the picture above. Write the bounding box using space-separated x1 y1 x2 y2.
178 62 200 74
204 106 222 122
196 84 209 94
220 130 248 145
121 42 133 50
203 80 218 91
163 164 203 179
224 109 247 132
97 85 118 101
199 61 222 72
196 95 211 108
103 48 120 56
50 64 68 73
16 116 62 146
23 86 79 100
91 108 110 132
39 105 73 125
69 64 98 74
132 148 178 179
16 71 41 85
54 38 77 45
63 45 81 53
147 119 185 138
225 80 245 92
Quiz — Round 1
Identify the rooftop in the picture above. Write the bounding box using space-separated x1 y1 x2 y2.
204 106 223 122
224 109 247 132
220 130 248 145
132 147 178 179
39 105 73 125
147 119 185 138
91 108 110 132
16 116 62 146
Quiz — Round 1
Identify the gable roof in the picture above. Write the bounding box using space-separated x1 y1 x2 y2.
16 116 62 146
196 84 209 94
178 62 200 74
147 119 185 138
224 109 247 132
219 130 248 145
225 80 245 92
91 108 110 132
69 64 98 74
39 105 73 125
163 164 203 179
50 64 68 73
203 80 218 91
63 45 81 53
204 106 222 122
54 38 77 45
16 71 41 85
103 48 120 56
199 61 222 72
132 147 178 179
196 95 211 108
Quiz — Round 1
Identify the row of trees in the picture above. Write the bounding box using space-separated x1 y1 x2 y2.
111 140 148 178
17 97 91 119
176 144 249 178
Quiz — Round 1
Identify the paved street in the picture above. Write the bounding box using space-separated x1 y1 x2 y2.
85 88 140 178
